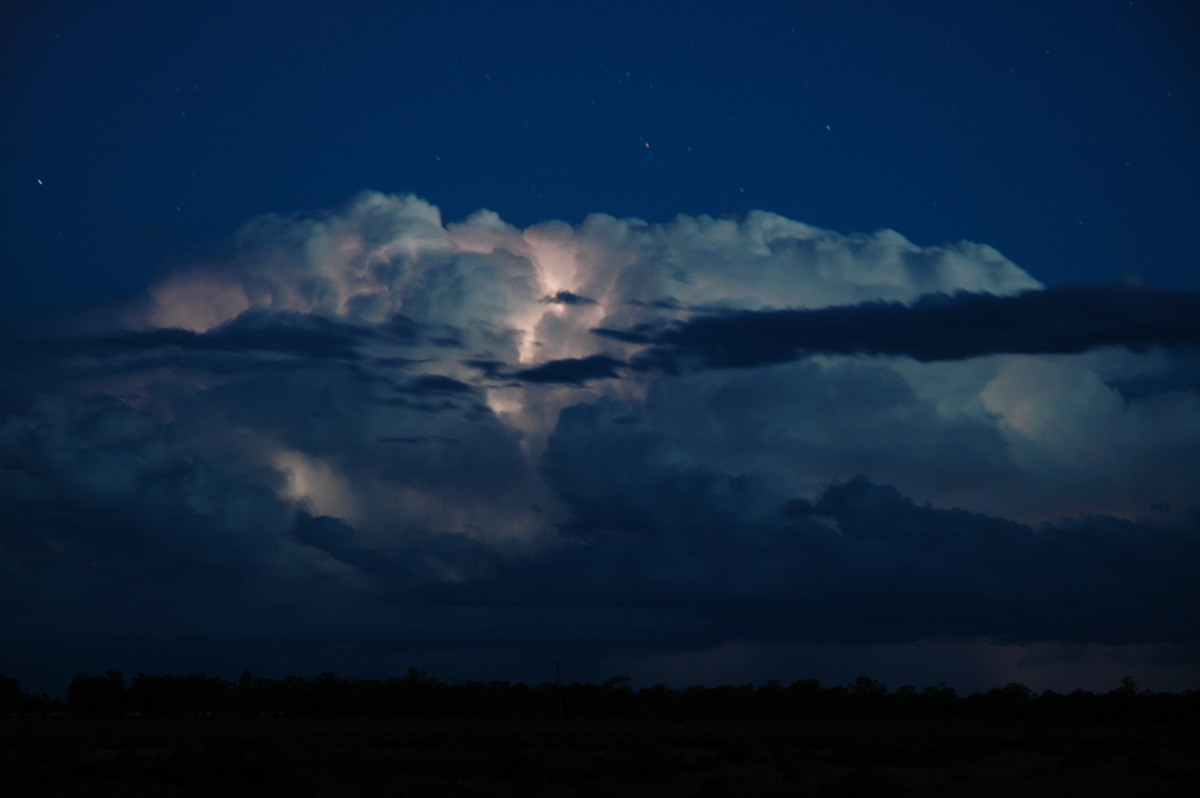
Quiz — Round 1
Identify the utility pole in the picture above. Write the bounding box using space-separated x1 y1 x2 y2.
552 660 563 721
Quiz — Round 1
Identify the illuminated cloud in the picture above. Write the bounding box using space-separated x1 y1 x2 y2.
2 192 1197 691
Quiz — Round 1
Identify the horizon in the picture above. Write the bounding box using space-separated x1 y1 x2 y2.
2 658 1182 704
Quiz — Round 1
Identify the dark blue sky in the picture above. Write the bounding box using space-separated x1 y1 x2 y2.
2 1 1199 697
3 0 1198 317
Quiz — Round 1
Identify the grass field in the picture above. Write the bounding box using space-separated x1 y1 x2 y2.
3 714 1197 797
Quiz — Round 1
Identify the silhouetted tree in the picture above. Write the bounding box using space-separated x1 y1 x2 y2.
126 672 233 716
67 670 126 716
640 683 677 717
0 673 26 714
922 682 958 717
969 682 1033 719
785 678 825 716
849 676 888 716
752 679 784 717
603 675 637 717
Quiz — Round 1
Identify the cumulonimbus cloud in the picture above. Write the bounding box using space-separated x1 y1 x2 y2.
2 191 1197 690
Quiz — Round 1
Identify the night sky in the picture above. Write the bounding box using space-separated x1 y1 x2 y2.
2 0 1199 697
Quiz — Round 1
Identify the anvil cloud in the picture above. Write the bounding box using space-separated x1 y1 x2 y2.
2 192 1197 693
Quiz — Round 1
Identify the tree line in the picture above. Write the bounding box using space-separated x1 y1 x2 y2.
2 670 1197 722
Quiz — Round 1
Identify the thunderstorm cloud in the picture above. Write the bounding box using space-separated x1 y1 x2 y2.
3 192 1198 691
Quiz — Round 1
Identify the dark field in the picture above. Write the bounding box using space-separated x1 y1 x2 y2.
3 714 1197 797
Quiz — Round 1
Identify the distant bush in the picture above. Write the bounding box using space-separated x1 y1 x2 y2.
67 670 127 716
0 673 56 714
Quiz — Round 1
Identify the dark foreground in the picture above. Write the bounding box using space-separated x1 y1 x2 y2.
3 714 1197 797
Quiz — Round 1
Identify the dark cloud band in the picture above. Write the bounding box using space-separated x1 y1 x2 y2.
611 285 1200 371
512 355 625 384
